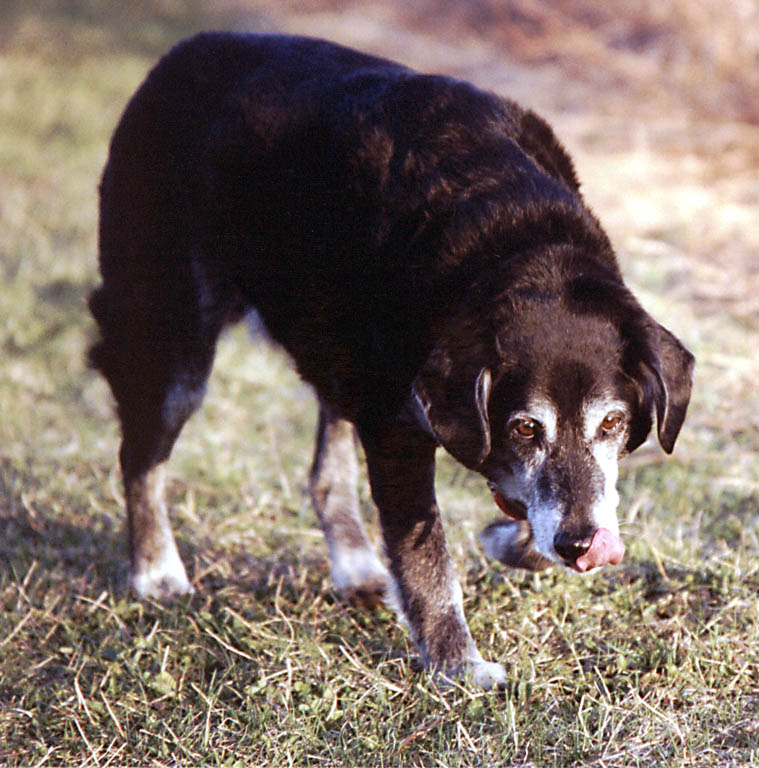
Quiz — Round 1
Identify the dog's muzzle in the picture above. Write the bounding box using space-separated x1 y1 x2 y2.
487 483 625 571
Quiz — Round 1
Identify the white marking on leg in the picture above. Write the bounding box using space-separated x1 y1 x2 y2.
130 544 193 599
452 579 507 689
244 308 271 339
162 380 205 433
444 578 507 689
328 543 389 596
469 660 508 690
128 464 194 599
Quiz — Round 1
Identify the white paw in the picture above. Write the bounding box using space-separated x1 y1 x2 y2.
130 547 194 599
479 518 522 561
330 546 391 608
479 519 553 571
469 660 508 690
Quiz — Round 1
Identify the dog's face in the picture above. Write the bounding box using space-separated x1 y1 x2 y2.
481 370 634 569
414 285 694 572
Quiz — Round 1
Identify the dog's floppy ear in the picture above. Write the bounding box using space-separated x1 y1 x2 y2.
626 321 695 454
568 275 694 454
650 324 695 453
414 356 492 469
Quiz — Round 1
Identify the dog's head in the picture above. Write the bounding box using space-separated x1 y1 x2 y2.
414 275 694 572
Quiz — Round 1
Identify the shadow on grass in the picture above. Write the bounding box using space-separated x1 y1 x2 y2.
0 506 128 599
0 454 333 610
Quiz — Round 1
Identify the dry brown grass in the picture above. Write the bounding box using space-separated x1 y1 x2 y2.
1 1 757 766
267 0 759 123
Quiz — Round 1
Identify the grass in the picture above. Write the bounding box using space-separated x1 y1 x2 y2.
1 2 758 766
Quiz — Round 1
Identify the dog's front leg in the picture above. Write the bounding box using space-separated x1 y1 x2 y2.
360 418 506 689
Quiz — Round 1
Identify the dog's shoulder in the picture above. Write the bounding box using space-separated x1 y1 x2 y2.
372 78 581 197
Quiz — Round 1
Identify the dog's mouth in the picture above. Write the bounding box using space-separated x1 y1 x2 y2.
573 528 625 572
487 483 527 520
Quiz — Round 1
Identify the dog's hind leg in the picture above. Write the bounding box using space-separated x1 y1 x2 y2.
118 375 208 599
90 278 220 599
310 401 390 608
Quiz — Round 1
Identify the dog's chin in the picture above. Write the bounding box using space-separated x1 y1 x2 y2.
486 490 625 572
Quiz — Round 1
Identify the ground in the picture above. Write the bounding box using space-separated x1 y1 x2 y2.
0 1 758 766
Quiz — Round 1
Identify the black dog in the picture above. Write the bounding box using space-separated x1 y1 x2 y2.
90 32 694 688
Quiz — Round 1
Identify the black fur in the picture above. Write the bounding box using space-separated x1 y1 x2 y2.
90 33 608 436
90 33 694 682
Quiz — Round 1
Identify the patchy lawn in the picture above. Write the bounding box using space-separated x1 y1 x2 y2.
1 2 757 765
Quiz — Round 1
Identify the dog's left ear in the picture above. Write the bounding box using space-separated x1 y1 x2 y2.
413 359 492 469
651 324 695 453
627 321 695 454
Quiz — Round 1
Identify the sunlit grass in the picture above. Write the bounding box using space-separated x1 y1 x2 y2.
1 3 758 766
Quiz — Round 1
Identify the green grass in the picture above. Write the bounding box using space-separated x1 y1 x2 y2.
1 3 758 766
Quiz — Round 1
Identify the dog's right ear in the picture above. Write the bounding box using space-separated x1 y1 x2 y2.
413 358 492 470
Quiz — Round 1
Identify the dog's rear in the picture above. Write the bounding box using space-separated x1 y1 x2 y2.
90 32 693 688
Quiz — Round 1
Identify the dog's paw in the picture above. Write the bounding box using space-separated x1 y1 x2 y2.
343 581 387 610
468 660 508 690
330 546 391 610
436 659 508 690
130 549 194 599
479 519 553 571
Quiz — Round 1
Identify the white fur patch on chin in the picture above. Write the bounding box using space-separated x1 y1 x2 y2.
487 469 563 565
131 545 194 599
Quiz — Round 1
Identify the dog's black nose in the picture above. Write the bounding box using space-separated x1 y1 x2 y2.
554 530 594 563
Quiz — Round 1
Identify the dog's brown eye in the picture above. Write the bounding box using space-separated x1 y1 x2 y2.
513 419 536 439
601 413 624 434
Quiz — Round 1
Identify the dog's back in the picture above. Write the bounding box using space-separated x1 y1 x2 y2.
93 32 602 420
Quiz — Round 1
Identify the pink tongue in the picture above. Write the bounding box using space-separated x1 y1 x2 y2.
574 528 625 572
